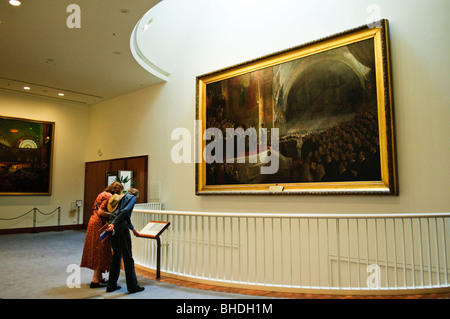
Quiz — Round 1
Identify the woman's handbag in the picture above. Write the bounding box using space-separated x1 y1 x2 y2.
98 223 111 240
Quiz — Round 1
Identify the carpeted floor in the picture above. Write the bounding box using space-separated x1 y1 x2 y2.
0 230 272 300
2 229 449 319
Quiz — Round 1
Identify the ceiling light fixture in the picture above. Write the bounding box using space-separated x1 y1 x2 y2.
24 86 30 90
144 18 154 31
9 0 21 6
58 93 65 96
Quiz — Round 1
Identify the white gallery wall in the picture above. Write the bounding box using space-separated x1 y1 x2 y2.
0 91 89 228
1 0 448 230
87 0 449 215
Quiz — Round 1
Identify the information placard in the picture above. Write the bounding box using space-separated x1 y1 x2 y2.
139 221 170 238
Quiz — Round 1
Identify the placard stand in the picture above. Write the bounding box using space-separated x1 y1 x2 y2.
138 221 170 278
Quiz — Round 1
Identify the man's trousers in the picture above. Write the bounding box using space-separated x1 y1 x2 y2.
108 222 139 292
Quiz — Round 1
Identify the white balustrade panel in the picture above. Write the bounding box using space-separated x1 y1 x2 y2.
131 205 450 294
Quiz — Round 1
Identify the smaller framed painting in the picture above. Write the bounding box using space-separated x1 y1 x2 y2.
0 115 55 195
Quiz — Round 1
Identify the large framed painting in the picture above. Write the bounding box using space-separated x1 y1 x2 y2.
196 20 397 195
0 115 55 195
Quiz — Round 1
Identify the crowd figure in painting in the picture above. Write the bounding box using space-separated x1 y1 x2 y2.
205 111 256 186
205 104 264 186
206 162 240 185
291 109 381 183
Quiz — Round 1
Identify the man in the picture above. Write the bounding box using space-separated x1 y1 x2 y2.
106 188 144 294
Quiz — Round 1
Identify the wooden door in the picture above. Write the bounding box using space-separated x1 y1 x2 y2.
83 155 148 227
83 160 111 226
124 156 148 204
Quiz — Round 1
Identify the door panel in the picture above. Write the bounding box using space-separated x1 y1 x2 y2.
125 157 148 204
110 159 126 172
83 155 148 226
83 160 111 226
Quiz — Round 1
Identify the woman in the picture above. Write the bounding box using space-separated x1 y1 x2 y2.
81 181 124 288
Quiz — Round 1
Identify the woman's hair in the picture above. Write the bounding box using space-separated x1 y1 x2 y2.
128 188 139 197
105 181 124 194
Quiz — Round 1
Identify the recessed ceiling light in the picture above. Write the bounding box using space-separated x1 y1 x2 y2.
144 18 154 31
23 86 31 90
58 93 65 96
9 0 21 6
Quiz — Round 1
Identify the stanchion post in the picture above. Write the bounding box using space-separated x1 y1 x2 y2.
33 208 37 233
57 207 61 231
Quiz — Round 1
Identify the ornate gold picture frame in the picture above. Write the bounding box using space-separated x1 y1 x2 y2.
196 20 397 195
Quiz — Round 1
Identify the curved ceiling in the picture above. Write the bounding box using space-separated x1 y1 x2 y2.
130 4 171 82
0 0 163 105
130 0 198 82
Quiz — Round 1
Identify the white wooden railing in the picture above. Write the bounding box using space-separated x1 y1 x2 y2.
132 204 450 294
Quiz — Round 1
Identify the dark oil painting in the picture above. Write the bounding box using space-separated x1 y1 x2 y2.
204 38 381 186
0 116 54 195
